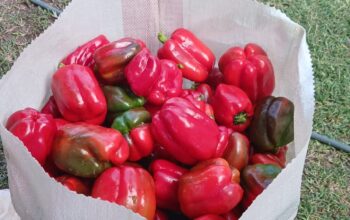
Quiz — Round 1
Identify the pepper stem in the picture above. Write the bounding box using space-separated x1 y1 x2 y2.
234 112 247 125
158 32 168 44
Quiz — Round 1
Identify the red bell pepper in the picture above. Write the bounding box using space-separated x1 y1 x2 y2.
195 83 213 103
125 49 183 105
250 146 288 168
59 35 109 69
6 108 56 165
151 97 220 165
149 159 188 211
154 210 168 220
56 175 90 195
92 165 156 220
51 64 107 125
194 215 225 220
54 118 69 130
94 38 144 84
126 124 154 161
222 208 242 220
206 67 224 90
214 126 230 158
41 96 61 118
218 43 275 103
180 89 214 119
178 158 243 218
223 132 250 171
158 28 215 82
211 84 253 132
52 123 129 178
241 164 281 208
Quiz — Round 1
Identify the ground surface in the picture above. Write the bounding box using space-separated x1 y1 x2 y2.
0 0 349 219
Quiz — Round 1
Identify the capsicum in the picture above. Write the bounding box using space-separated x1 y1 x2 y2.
51 64 107 125
125 49 183 105
194 215 225 220
206 67 224 90
151 97 220 165
180 89 214 119
6 108 57 165
59 34 109 69
158 28 215 82
249 96 294 152
111 107 154 161
154 210 168 220
178 158 243 218
149 159 188 211
102 85 145 113
211 84 253 132
94 37 144 84
92 165 156 220
56 175 90 195
241 164 281 208
41 96 61 118
223 132 250 171
250 146 288 168
218 43 275 103
52 123 129 178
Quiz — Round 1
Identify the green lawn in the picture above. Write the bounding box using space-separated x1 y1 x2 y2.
0 0 349 219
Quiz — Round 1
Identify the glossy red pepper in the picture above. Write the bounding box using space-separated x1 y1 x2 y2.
211 84 253 132
206 67 224 90
51 64 107 125
194 215 225 220
151 97 220 165
250 146 288 168
59 35 109 69
223 132 250 171
180 89 214 119
214 126 230 158
154 209 168 220
56 175 90 195
54 118 69 130
222 208 242 220
52 123 129 178
92 165 156 220
149 159 188 211
241 164 281 208
158 28 215 82
94 38 144 84
126 124 154 161
6 108 56 165
195 83 213 103
41 96 61 118
219 43 275 103
125 49 183 105
178 158 243 218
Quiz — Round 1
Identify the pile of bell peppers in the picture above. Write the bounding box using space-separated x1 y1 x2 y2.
6 28 295 220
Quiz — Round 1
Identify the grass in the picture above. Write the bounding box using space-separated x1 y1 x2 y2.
0 0 349 219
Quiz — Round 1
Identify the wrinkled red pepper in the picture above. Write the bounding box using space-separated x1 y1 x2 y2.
94 38 144 84
149 159 188 211
223 132 250 171
178 158 243 218
151 97 220 165
92 165 156 220
211 84 253 132
158 28 215 82
56 175 90 195
180 89 214 119
219 43 275 103
125 49 183 105
59 35 109 69
52 123 129 178
41 96 61 118
250 146 288 168
51 64 107 125
6 108 56 165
